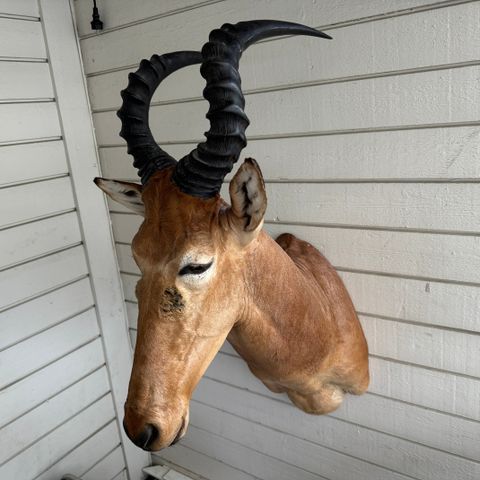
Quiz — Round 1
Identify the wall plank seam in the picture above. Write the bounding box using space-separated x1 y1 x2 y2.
96 121 480 148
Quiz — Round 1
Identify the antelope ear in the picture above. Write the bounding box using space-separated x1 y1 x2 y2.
227 158 267 246
94 178 144 216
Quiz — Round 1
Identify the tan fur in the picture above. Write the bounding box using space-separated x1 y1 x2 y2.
96 161 369 451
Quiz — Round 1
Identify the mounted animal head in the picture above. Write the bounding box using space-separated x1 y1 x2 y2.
95 20 331 451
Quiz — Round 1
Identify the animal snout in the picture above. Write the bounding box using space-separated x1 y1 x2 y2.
123 405 188 451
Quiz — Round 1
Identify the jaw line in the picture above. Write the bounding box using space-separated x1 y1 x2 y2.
170 416 187 446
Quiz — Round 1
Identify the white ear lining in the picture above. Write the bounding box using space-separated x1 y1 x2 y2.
94 178 145 216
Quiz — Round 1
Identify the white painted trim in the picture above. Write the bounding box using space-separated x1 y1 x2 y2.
38 1 149 478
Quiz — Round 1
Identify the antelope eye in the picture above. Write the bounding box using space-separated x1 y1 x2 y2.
178 261 213 276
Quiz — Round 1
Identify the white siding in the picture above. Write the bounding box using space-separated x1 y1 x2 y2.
74 1 480 479
0 1 147 479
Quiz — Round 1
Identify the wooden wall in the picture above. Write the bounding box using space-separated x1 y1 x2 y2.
0 1 148 479
74 1 480 479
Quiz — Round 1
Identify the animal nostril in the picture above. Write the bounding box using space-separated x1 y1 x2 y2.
138 423 159 450
124 421 159 451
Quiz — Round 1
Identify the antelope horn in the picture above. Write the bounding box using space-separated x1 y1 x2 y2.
172 20 331 198
117 51 202 184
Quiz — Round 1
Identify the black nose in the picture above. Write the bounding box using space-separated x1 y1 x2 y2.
124 422 159 450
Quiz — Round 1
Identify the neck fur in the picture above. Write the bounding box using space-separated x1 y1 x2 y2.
227 231 334 380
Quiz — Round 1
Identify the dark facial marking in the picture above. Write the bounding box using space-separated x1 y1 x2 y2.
240 177 253 229
161 287 185 313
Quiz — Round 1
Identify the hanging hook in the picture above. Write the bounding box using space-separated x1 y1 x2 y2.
90 0 103 31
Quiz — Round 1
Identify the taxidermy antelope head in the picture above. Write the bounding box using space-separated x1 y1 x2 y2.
95 20 369 451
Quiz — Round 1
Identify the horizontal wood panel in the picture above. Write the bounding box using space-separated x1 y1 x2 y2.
83 446 125 480
0 308 99 389
86 2 480 110
0 17 45 58
0 61 52 100
335 382 480 464
341 271 480 332
0 102 60 144
99 124 480 181
262 182 480 232
79 0 458 75
0 367 110 465
114 218 480 285
189 401 404 480
1 211 81 270
361 315 480 377
0 394 116 480
182 425 327 480
94 66 480 148
0 245 88 310
0 337 104 428
156 445 257 480
0 277 93 351
267 224 480 284
0 140 67 186
369 356 480 422
75 0 216 37
0 176 75 229
0 0 39 17
193 378 480 480
35 421 120 480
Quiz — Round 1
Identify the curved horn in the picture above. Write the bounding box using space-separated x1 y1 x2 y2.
172 21 331 198
117 51 202 184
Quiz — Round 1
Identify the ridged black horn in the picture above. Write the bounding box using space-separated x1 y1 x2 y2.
172 20 331 198
117 51 202 184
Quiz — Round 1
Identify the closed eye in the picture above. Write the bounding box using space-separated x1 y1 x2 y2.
178 260 213 276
